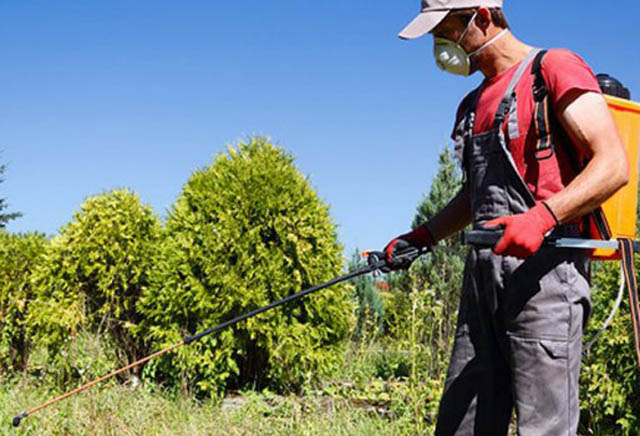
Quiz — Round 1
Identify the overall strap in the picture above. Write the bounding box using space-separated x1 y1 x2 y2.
455 87 482 168
466 87 482 135
466 49 541 133
531 50 554 160
482 48 543 210
493 48 542 130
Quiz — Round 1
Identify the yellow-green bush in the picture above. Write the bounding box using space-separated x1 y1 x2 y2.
26 189 162 381
579 260 640 435
0 231 47 374
138 137 354 396
578 185 640 435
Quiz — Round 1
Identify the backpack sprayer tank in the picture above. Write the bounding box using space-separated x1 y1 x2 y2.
593 74 640 259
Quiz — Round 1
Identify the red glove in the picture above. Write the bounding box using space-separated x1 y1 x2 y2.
484 202 558 259
384 225 435 265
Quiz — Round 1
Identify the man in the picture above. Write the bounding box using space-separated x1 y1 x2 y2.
384 1 629 434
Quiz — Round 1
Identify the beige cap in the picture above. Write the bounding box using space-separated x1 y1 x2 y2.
399 0 503 40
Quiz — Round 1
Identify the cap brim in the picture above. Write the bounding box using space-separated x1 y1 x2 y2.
398 10 449 40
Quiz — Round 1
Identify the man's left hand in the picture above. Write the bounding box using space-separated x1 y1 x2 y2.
484 202 558 259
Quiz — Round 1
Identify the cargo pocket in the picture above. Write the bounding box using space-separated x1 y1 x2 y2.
539 338 568 360
510 336 571 435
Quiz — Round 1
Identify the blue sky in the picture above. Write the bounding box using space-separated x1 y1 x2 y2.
2 1 639 257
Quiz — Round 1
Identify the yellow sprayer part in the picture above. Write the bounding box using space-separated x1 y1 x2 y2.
594 95 640 260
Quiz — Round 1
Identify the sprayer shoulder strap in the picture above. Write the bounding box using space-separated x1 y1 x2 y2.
530 49 612 241
619 239 640 371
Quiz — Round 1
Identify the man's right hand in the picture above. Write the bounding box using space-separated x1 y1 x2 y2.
382 224 435 272
383 238 416 271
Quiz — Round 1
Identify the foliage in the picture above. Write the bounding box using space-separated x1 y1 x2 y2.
409 146 466 343
26 189 162 381
320 335 443 435
28 329 122 389
8 136 640 434
411 146 463 232
579 260 640 435
380 268 453 398
138 137 354 397
578 184 640 435
383 146 466 382
325 145 469 434
0 162 21 228
348 250 384 340
0 231 47 374
0 373 431 436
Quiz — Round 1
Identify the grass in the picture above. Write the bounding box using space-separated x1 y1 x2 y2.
0 336 443 436
0 379 427 436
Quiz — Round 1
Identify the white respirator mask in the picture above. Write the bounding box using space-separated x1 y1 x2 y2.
434 11 508 76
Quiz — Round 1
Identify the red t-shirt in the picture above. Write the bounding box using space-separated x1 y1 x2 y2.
452 49 602 201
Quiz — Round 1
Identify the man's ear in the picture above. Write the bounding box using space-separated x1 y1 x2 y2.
475 7 492 34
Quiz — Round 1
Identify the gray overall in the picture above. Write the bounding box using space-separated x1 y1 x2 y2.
435 49 592 436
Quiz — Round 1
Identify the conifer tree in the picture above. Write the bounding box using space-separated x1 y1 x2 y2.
413 147 465 357
348 249 384 339
138 137 353 396
386 146 467 380
0 163 21 228
27 189 162 374
412 147 463 237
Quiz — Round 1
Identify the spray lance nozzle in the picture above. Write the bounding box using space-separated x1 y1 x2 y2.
13 412 27 428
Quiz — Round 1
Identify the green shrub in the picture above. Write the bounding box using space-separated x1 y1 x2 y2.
0 231 47 374
26 189 162 380
138 137 354 396
578 183 640 434
579 260 640 435
28 329 122 388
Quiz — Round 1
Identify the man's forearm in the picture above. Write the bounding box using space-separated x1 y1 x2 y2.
424 184 472 242
548 91 630 224
545 150 628 224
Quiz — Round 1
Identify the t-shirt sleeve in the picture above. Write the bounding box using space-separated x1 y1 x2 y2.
541 49 602 112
